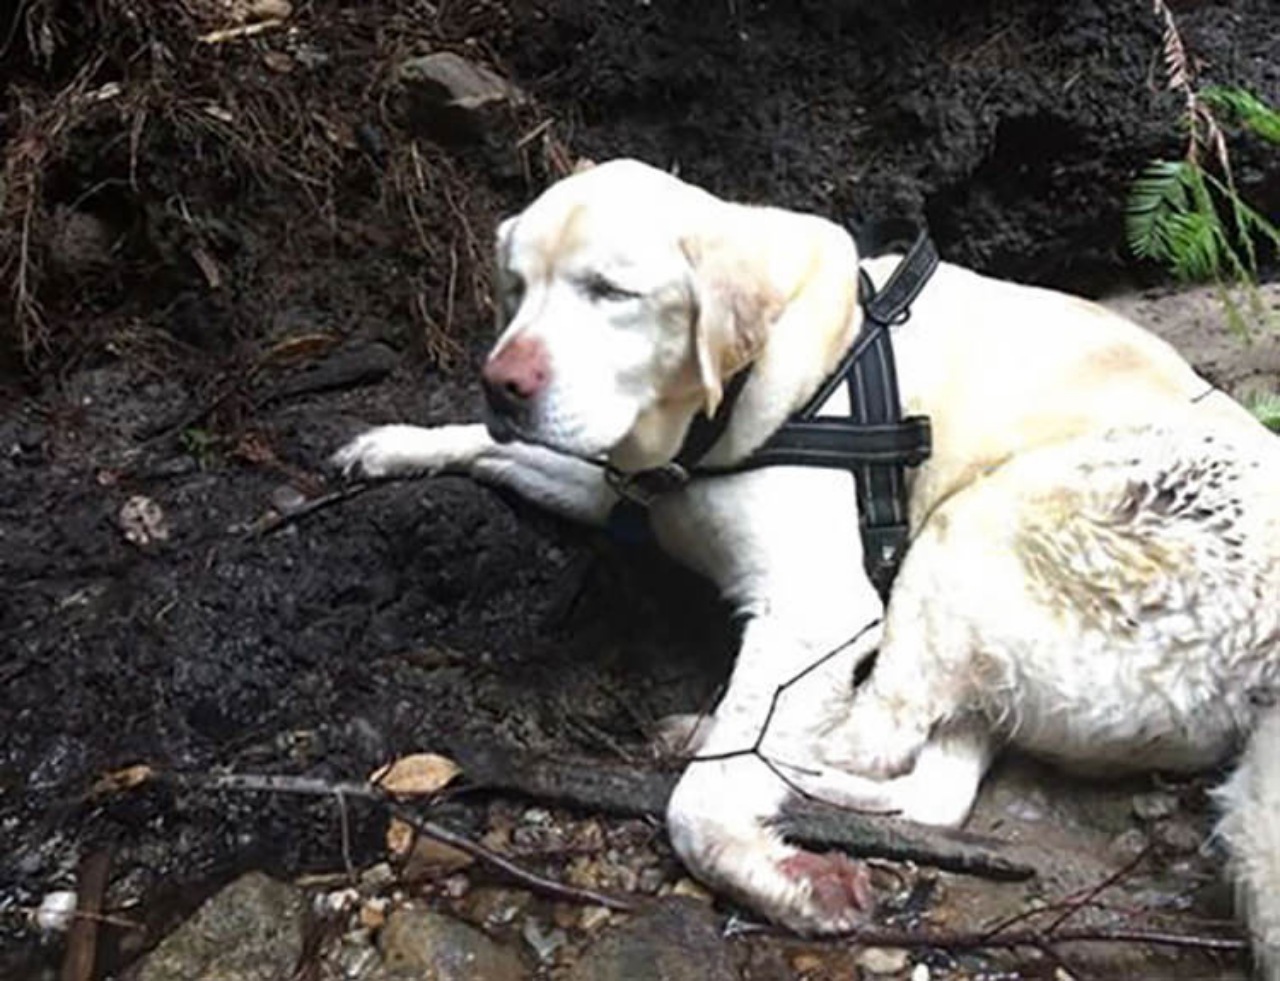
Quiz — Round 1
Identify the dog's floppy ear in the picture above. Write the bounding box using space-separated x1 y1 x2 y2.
680 234 773 417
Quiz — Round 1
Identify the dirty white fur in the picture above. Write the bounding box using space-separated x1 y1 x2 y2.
1218 707 1280 977
332 159 1280 969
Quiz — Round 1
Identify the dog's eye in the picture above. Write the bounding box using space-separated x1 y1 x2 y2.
581 273 640 303
499 273 524 318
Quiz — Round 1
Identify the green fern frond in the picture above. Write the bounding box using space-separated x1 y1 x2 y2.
1125 160 1191 261
1202 86 1280 144
1245 391 1280 433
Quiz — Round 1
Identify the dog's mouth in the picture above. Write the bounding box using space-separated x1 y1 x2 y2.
483 405 521 445
483 405 613 466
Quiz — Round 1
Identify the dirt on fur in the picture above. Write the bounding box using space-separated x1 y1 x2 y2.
2 1 1279 978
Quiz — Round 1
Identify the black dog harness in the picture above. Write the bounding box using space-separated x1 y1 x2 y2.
606 221 938 601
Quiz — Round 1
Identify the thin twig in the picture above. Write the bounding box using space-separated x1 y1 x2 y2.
751 921 1247 955
251 481 388 538
162 769 637 912
1042 845 1154 936
981 845 1153 941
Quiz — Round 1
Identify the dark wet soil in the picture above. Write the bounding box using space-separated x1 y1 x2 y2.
2 0 1278 977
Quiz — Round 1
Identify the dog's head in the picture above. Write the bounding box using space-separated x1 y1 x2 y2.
483 159 858 470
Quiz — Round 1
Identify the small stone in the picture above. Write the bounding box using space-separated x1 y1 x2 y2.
457 886 531 929
319 887 359 915
359 898 387 930
856 946 910 974
359 862 396 890
552 902 579 930
637 867 665 894
791 952 824 973
378 906 526 981
397 52 526 112
270 484 308 515
246 0 291 19
441 873 470 899
34 890 77 932
912 963 931 981
1108 827 1150 862
667 878 712 902
521 916 568 963
580 906 611 932
1155 820 1205 855
1132 791 1179 822
261 50 293 73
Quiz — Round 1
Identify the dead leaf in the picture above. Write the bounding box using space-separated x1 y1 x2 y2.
233 431 277 465
369 753 461 796
259 332 340 365
89 764 154 798
386 817 415 858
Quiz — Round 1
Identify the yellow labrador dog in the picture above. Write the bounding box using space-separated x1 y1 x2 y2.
334 159 1280 973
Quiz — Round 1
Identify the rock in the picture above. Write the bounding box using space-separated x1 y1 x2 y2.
520 916 567 963
395 52 526 143
398 52 525 112
856 946 911 975
1131 791 1179 822
377 906 527 981
130 872 307 981
34 890 77 932
1107 827 1150 862
565 898 735 981
1153 819 1206 855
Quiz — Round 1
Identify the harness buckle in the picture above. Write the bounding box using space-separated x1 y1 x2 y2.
861 521 911 602
606 461 690 508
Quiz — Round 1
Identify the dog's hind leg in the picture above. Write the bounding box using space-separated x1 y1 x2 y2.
1216 704 1280 979
332 423 617 526
813 721 995 828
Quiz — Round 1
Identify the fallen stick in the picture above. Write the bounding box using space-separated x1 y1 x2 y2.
446 742 1036 882
162 770 637 912
60 850 111 981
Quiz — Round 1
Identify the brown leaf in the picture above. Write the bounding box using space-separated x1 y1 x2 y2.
369 753 461 796
386 817 415 858
89 764 154 798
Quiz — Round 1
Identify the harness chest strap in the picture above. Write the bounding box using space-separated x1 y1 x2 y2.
607 221 937 601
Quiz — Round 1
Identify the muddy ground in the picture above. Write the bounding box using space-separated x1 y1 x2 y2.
2 0 1279 978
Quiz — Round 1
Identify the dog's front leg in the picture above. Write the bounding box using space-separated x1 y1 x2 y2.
331 423 616 526
665 613 884 933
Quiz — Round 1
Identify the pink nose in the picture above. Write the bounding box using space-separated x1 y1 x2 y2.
482 334 549 415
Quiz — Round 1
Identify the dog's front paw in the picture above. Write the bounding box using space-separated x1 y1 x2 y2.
329 423 490 480
667 758 877 936
776 850 874 933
